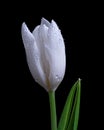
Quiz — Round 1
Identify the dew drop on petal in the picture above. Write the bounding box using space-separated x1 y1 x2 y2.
35 53 40 61
55 75 60 82
59 38 62 44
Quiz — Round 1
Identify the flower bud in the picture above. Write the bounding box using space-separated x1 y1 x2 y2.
21 18 66 91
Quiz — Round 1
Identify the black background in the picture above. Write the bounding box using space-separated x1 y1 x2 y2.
2 1 100 130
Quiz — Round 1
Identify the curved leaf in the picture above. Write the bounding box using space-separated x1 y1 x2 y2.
58 79 80 130
67 78 81 130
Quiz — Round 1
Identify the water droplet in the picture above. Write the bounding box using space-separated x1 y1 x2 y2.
58 38 62 44
55 75 60 82
59 38 62 41
35 54 39 61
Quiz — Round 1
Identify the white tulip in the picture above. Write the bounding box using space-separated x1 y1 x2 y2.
21 18 66 92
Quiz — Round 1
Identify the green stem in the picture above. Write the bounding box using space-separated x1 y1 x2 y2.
48 90 57 130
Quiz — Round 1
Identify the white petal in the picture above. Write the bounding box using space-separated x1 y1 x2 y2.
21 22 35 48
51 20 59 30
45 45 66 91
47 20 65 50
32 25 40 38
21 22 47 90
32 24 48 45
41 17 50 27
25 41 47 90
33 24 49 76
32 25 41 50
32 24 53 91
44 20 66 90
39 24 49 44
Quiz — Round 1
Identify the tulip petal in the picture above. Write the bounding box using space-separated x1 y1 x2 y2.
21 22 47 90
47 20 65 50
32 24 50 76
44 20 66 90
41 17 50 27
21 22 35 48
38 24 50 76
45 46 66 90
33 24 53 90
32 24 48 47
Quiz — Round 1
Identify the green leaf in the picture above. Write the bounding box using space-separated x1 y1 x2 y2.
58 79 80 130
67 78 81 130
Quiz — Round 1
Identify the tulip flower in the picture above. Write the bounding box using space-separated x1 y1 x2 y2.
21 18 66 92
21 18 81 130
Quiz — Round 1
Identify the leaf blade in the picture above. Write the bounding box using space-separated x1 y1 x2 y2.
58 80 79 130
73 78 81 130
67 78 81 130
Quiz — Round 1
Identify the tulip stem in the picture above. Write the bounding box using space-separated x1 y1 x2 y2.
49 90 57 130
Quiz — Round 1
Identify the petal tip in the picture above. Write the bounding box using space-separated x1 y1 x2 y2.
41 17 46 22
41 17 50 27
21 22 28 32
21 22 34 47
50 20 60 32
